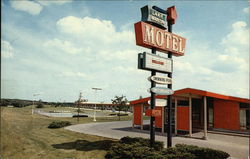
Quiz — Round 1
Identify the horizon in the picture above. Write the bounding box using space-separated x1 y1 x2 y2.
1 0 249 103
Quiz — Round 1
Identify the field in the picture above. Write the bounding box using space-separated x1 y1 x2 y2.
0 106 142 159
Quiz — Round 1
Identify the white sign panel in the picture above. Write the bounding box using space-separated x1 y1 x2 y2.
151 87 174 95
148 99 167 107
144 52 172 73
148 75 172 85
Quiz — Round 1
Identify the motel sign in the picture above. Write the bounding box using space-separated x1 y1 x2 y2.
134 5 186 148
135 21 186 56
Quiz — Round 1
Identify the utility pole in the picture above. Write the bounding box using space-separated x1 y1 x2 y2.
32 93 40 115
77 92 82 123
92 87 102 122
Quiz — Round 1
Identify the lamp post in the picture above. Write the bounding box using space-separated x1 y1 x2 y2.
92 87 102 122
32 93 40 115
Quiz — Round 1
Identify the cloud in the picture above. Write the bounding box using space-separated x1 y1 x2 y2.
36 0 72 6
1 40 14 58
173 20 249 98
56 16 134 45
221 21 249 46
10 0 43 15
216 21 249 73
43 38 83 54
57 71 87 78
243 7 249 14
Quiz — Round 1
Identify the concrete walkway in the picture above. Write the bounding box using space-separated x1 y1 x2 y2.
65 120 249 159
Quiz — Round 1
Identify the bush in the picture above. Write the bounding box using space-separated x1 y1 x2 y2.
117 113 128 116
120 136 164 151
105 137 230 159
72 114 88 118
175 144 230 159
48 121 71 129
36 103 44 108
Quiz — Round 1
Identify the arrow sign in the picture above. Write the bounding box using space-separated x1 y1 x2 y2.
148 75 172 85
150 87 174 95
148 99 167 107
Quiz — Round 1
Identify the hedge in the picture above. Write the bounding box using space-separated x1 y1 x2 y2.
105 136 230 159
48 121 71 129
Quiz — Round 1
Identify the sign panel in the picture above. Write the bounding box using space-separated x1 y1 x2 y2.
141 5 167 29
151 87 174 95
138 52 172 73
167 6 177 24
152 109 162 117
148 75 172 85
148 99 167 107
145 109 162 117
134 21 186 56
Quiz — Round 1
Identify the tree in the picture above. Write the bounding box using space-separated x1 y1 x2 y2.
111 95 129 120
36 99 44 108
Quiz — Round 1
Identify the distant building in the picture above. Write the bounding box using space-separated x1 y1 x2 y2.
76 102 131 111
130 88 250 137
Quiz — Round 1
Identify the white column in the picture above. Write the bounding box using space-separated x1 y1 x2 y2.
175 98 178 135
141 104 143 130
162 107 164 133
204 96 208 139
189 95 192 137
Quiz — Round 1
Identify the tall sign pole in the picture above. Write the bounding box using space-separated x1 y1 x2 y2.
135 5 185 148
150 48 156 147
166 6 177 148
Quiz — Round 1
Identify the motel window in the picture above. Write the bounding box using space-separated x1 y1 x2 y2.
164 102 175 125
240 103 250 130
207 97 214 127
177 100 189 106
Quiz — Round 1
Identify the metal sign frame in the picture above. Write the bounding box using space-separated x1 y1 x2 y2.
138 52 172 73
141 5 167 29
150 87 174 95
149 75 172 85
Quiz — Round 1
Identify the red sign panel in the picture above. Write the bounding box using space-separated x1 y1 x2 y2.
145 109 162 117
134 21 186 56
167 6 177 24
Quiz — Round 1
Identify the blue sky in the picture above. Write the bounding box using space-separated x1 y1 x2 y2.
1 0 249 103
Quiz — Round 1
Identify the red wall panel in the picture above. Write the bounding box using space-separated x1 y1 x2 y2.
155 107 163 128
214 99 240 130
177 106 189 131
134 105 142 125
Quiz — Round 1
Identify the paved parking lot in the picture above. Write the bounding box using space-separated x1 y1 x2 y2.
65 120 249 159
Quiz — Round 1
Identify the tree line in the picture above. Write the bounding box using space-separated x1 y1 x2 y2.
0 98 75 108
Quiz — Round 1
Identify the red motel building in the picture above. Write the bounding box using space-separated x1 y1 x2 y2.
130 88 250 138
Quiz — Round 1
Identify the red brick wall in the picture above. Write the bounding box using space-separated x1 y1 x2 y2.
177 106 189 131
214 99 240 130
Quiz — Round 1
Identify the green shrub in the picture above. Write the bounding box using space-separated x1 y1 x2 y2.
175 144 230 159
120 136 164 151
105 137 230 159
48 121 71 129
36 103 44 108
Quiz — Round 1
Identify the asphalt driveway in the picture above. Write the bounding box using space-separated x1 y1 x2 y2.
65 120 249 159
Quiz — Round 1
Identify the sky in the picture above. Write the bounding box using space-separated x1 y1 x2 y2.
1 0 249 103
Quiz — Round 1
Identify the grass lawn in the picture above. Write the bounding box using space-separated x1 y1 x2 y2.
0 106 144 159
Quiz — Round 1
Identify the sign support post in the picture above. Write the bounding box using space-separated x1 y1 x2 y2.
150 48 156 147
166 6 176 148
167 21 173 147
